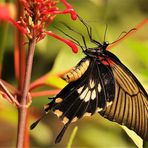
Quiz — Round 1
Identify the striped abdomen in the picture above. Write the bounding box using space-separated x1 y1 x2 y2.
64 58 90 83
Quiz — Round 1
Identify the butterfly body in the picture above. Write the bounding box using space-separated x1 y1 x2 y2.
64 58 90 83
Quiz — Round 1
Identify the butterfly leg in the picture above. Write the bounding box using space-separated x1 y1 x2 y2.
54 25 85 51
60 22 88 50
77 15 102 46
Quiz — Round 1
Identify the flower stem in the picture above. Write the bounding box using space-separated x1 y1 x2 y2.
17 38 36 148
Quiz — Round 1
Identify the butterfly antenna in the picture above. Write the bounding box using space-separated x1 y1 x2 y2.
30 112 47 130
103 24 108 43
60 22 87 49
54 25 85 51
55 123 70 144
110 28 137 45
77 15 102 46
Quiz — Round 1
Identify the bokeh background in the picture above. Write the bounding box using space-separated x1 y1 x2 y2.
0 0 148 147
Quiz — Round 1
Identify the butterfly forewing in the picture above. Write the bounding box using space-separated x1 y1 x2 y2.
45 56 115 141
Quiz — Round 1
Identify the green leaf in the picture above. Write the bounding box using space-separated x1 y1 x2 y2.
0 22 9 73
45 75 67 89
126 40 148 66
50 47 83 74
0 96 17 124
77 115 136 147
121 126 143 148
45 47 83 89
67 126 78 148
30 119 53 145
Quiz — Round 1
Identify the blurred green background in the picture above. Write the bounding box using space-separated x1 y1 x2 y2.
0 0 148 147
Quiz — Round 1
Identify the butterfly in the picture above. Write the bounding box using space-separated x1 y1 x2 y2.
31 15 148 144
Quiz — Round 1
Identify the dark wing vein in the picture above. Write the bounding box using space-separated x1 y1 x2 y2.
96 63 107 105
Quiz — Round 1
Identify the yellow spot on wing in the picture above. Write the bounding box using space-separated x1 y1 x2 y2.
83 112 91 117
72 117 78 123
96 107 103 112
63 117 69 124
107 101 112 107
55 97 63 103
44 104 50 110
54 110 63 117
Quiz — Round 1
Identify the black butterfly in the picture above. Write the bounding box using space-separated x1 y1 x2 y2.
31 15 148 144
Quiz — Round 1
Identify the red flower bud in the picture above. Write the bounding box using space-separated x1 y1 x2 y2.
46 31 78 53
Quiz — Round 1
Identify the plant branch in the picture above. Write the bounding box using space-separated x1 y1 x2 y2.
29 69 71 91
0 79 17 94
17 38 36 148
0 80 19 105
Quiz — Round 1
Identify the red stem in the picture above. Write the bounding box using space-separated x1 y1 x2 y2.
24 111 29 148
31 89 60 97
30 69 71 91
15 1 26 91
17 39 36 148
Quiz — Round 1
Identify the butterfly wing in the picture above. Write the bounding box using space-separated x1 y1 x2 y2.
45 56 115 143
99 51 148 141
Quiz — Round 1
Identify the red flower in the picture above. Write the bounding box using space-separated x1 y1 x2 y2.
0 0 78 53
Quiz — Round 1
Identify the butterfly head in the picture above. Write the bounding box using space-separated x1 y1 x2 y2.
102 41 109 49
84 41 109 57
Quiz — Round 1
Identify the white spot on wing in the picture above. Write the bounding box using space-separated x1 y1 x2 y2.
107 101 112 107
84 90 91 102
77 86 84 94
89 79 95 89
91 89 96 100
98 83 101 92
80 87 89 100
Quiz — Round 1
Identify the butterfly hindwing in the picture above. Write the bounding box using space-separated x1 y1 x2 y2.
46 56 115 121
99 51 148 141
